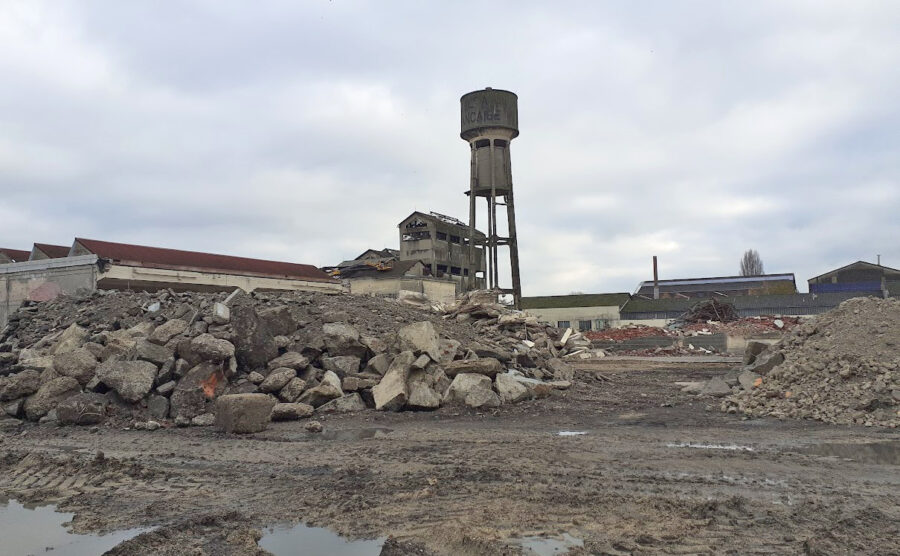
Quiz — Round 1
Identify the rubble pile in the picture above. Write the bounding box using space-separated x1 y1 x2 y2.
678 299 739 324
584 325 671 341
716 297 900 427
0 288 581 429
680 315 799 336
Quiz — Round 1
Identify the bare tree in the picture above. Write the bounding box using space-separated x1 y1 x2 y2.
740 249 764 276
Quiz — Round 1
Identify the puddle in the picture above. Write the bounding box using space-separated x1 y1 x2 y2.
319 427 393 441
666 442 755 452
259 523 384 555
513 533 584 555
0 497 151 555
557 431 587 436
796 441 900 465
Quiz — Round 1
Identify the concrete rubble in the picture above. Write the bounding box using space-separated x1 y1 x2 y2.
0 287 582 428
688 297 900 428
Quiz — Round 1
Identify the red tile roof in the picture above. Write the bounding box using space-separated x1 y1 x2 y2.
33 243 71 258
0 248 31 262
75 238 336 283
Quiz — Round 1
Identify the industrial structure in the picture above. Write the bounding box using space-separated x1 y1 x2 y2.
808 260 900 297
460 88 522 307
1 237 340 327
398 211 485 288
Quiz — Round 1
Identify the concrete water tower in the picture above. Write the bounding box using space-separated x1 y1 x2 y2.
460 87 522 307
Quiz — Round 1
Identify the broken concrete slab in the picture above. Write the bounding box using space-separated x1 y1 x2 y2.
272 402 314 421
96 360 158 403
443 358 504 378
318 393 367 414
215 393 275 433
57 393 107 426
373 351 414 411
397 321 442 361
444 373 501 409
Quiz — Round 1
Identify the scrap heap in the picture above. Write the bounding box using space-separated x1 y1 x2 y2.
716 297 900 427
0 289 583 428
678 298 739 324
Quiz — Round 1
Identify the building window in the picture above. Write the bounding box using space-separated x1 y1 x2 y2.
557 321 570 329
450 235 461 244
436 231 447 241
463 268 469 276
593 319 610 330
402 231 430 241
450 266 461 275
578 320 592 332
436 264 447 275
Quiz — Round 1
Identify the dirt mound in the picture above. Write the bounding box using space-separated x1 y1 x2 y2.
723 297 900 427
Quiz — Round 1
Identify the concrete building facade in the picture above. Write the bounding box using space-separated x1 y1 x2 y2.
398 211 486 290
520 293 631 331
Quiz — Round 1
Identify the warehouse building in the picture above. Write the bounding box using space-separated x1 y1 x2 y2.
1 237 340 327
520 293 631 331
634 273 797 299
808 260 899 297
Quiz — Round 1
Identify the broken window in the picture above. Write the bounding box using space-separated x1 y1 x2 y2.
450 235 461 244
475 139 490 148
436 231 447 241
436 264 448 275
578 320 592 332
450 266 461 275
557 321 571 329
405 218 428 229
401 231 431 241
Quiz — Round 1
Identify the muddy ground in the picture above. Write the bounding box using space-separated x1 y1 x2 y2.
1 358 898 555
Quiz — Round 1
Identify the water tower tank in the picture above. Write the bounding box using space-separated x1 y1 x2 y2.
460 88 519 140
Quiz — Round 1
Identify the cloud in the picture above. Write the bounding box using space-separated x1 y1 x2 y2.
0 0 898 296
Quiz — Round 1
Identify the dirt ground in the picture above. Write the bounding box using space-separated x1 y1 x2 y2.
1 358 898 555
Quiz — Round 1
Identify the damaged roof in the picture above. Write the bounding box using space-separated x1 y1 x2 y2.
75 238 336 283
339 259 425 279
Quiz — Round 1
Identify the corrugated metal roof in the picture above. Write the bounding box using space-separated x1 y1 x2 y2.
76 238 336 283
808 260 900 282
0 248 31 262
637 273 795 288
33 243 71 258
520 293 631 310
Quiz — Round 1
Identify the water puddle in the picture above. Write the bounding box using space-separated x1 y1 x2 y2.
666 442 755 452
513 533 584 555
0 497 151 555
796 441 900 465
557 431 587 437
259 523 384 555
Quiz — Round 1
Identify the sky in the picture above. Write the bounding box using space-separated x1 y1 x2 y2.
1 1 899 296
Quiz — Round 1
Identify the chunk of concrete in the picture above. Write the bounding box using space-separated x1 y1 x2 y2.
211 302 231 325
321 355 361 376
747 351 784 375
322 322 367 358
398 321 441 361
54 342 96 378
189 334 235 362
365 353 392 376
215 393 275 433
318 393 367 414
699 377 732 397
373 351 414 411
444 373 500 409
443 358 504 378
271 402 314 421
278 377 307 402
495 373 530 404
267 351 309 370
169 362 227 420
259 368 296 393
52 324 88 355
297 371 343 408
406 381 441 410
742 341 770 366
23 376 81 421
0 369 42 401
135 340 173 366
96 360 157 403
57 393 108 425
738 370 762 391
148 319 188 345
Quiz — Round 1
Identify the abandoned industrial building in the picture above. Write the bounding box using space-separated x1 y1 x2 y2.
0 237 340 327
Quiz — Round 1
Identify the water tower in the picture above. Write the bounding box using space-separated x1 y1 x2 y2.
460 87 522 307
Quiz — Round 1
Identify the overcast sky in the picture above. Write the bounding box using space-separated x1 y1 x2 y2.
1 1 898 295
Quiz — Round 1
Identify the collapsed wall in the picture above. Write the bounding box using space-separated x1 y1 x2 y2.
722 297 900 428
0 288 581 428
